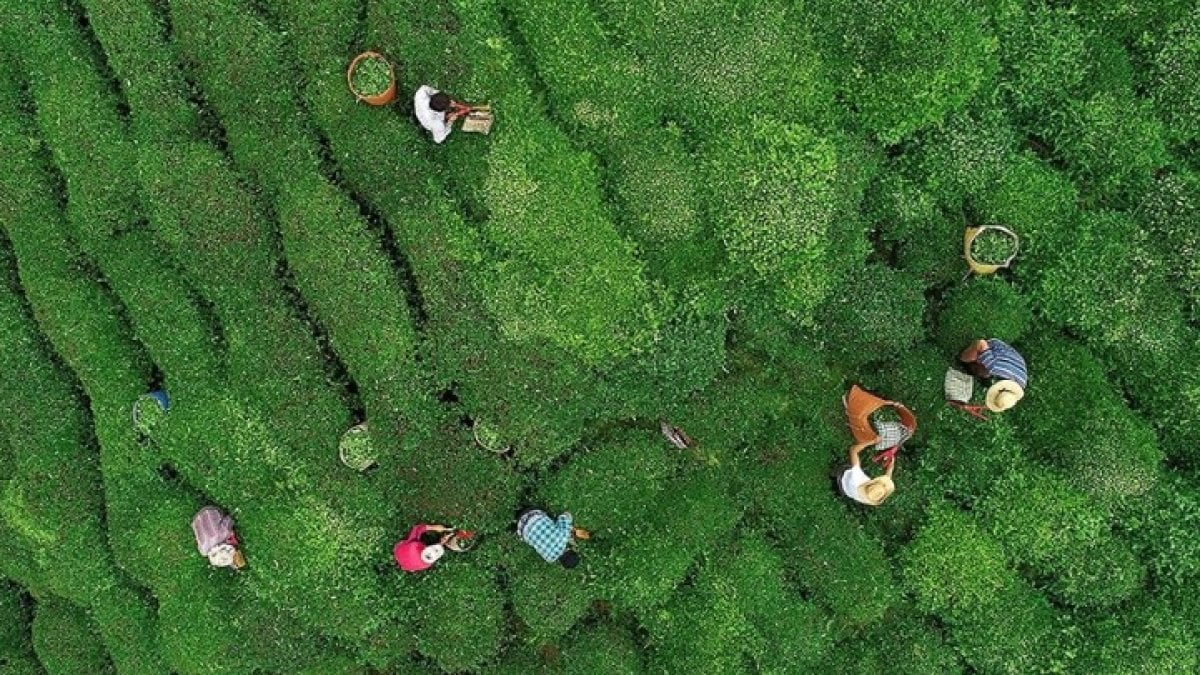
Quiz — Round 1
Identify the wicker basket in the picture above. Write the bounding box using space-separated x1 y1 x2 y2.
338 423 377 471
132 390 170 434
964 225 1019 275
346 51 397 106
472 419 510 455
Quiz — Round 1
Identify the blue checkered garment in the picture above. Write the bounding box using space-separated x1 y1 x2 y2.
979 339 1029 388
518 510 572 562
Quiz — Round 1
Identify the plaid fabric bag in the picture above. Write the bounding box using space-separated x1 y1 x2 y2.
944 368 974 403
873 420 911 450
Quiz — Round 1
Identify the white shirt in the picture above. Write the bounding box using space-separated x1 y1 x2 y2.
840 465 872 504
414 85 452 144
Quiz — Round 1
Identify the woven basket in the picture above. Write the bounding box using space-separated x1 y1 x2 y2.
473 419 510 455
132 390 170 434
338 423 377 471
346 51 397 106
964 225 1019 275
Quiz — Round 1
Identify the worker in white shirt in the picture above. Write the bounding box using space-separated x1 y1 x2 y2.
414 85 469 144
839 441 895 506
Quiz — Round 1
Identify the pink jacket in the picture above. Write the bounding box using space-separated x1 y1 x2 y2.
393 524 431 572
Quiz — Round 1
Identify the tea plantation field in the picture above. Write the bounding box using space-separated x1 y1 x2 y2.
1 0 1198 672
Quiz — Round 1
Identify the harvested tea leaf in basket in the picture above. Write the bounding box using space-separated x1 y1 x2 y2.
970 229 1018 265
351 56 392 97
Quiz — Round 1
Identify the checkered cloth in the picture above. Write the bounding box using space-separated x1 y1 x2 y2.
517 510 572 563
873 420 911 450
944 368 974 403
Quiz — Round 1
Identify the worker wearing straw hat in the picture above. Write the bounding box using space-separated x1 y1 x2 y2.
959 338 1028 412
840 441 895 507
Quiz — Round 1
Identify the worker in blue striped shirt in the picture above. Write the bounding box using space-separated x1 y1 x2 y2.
517 508 585 568
960 338 1028 412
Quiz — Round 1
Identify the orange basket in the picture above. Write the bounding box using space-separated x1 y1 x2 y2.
346 51 397 106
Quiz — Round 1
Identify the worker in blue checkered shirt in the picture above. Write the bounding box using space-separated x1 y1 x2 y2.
517 508 585 568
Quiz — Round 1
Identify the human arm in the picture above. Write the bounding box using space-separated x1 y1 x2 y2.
959 339 989 363
848 442 871 467
404 523 430 541
557 512 573 536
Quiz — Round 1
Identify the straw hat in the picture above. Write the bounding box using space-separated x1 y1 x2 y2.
857 476 895 506
986 380 1025 412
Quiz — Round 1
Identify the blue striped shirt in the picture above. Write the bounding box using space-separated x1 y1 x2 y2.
978 339 1028 388
518 510 572 563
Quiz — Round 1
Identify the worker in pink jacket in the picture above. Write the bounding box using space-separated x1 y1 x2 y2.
393 523 453 572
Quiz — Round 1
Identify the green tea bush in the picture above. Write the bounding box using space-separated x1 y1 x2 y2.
505 0 652 140
903 504 1016 616
642 574 748 674
594 0 831 132
933 277 1031 354
31 597 114 675
719 535 832 673
811 0 998 143
1139 170 1200 321
1037 211 1184 364
973 153 1080 274
1120 473 1200 586
1152 7 1200 144
1053 93 1169 204
539 430 679 537
705 120 869 324
478 128 662 364
412 562 505 672
600 470 741 612
979 467 1144 608
816 264 926 368
0 581 39 674
1082 597 1199 674
0 268 115 604
825 606 963 675
998 5 1090 117
914 107 1018 202
902 504 1059 673
868 167 967 285
644 534 831 674
556 625 642 675
744 420 898 626
506 553 594 645
1072 0 1195 47
1013 336 1163 504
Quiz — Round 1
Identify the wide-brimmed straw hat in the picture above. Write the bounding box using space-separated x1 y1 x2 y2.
986 380 1025 412
857 476 895 506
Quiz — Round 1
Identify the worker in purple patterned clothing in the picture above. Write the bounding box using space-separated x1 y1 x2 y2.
516 508 588 568
959 338 1028 412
